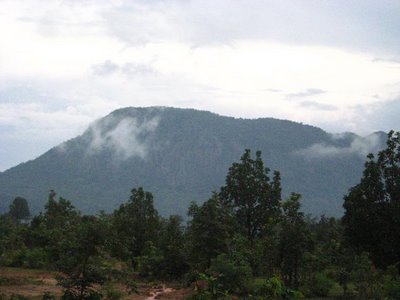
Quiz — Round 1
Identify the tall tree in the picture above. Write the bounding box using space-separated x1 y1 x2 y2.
343 131 400 269
220 149 281 243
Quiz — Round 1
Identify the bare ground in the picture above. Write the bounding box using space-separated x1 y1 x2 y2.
0 268 193 299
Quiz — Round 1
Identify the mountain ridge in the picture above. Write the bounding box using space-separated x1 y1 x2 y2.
0 106 387 217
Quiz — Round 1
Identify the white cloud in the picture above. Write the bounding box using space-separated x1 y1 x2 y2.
293 134 382 159
87 116 160 160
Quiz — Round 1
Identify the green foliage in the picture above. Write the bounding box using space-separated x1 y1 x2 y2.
343 131 400 269
301 272 335 297
278 193 312 288
381 266 400 300
23 248 47 269
187 193 235 270
158 215 189 278
110 187 161 268
136 241 164 278
0 214 27 265
209 253 252 294
258 276 284 299
187 272 230 300
220 149 281 243
248 276 304 299
349 252 385 299
56 215 106 299
8 197 31 222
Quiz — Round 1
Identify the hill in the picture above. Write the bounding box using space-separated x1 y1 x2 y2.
0 107 386 217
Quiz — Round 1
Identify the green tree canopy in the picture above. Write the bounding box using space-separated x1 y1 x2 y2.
220 149 281 243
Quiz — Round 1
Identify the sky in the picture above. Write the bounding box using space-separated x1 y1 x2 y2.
1 0 400 171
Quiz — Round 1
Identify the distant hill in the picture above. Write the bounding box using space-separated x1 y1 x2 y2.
0 107 387 217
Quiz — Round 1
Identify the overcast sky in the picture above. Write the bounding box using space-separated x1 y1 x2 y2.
1 0 400 171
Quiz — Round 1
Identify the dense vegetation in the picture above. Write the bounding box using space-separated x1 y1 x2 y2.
1 131 400 299
0 107 386 217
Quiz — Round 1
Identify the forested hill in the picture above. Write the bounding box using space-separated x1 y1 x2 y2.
0 107 386 216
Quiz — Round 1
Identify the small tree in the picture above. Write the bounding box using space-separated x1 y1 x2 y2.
111 187 161 269
158 215 189 279
278 193 312 288
8 197 31 222
187 192 235 269
57 215 106 300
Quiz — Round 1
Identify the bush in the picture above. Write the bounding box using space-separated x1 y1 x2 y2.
209 253 252 294
102 283 124 300
24 248 48 269
383 265 400 300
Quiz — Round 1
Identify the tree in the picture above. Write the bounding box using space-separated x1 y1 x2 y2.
220 149 281 244
8 197 31 222
57 215 106 300
343 131 400 269
111 187 161 268
0 214 25 262
187 192 235 269
158 215 189 279
278 193 312 288
23 191 82 269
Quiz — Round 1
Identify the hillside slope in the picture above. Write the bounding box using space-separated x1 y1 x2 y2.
0 107 386 216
